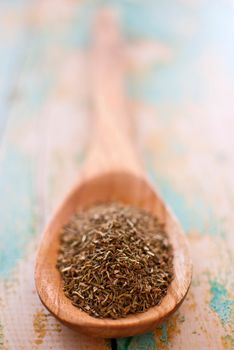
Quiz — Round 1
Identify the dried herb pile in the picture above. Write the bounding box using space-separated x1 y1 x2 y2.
57 202 173 319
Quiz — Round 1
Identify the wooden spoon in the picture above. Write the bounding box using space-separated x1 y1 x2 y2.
35 9 192 339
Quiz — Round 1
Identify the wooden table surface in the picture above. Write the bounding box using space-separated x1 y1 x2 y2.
0 1 233 349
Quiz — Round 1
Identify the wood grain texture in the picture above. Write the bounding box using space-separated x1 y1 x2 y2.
0 0 234 349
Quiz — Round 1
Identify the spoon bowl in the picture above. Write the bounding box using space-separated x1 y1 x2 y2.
35 171 191 338
35 10 192 339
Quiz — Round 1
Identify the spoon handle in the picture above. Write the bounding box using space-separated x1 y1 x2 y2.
86 9 142 175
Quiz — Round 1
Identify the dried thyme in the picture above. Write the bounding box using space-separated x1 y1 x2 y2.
57 202 173 319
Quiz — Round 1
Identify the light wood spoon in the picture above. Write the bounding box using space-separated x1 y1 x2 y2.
35 9 192 339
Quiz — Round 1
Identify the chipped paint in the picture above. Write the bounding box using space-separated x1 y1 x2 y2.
49 322 62 334
209 280 234 324
159 323 168 343
0 323 4 347
0 322 7 350
33 310 48 346
154 313 183 349
185 290 197 311
117 332 155 350
221 334 234 349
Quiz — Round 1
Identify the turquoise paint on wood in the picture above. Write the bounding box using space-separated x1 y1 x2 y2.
159 323 168 343
209 280 234 324
0 0 32 140
0 146 37 278
146 152 224 236
153 175 223 236
117 332 156 350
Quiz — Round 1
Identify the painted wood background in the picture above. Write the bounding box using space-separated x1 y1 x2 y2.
0 0 234 349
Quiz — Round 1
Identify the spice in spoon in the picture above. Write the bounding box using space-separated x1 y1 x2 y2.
56 202 173 319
